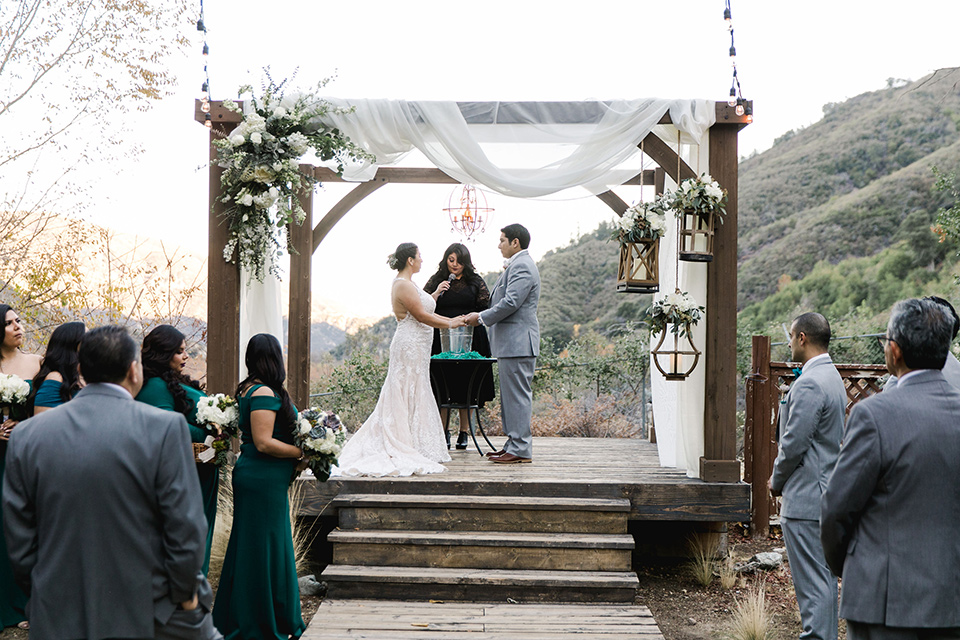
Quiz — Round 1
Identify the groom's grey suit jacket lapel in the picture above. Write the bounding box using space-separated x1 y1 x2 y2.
481 251 540 358
821 369 960 628
770 356 846 520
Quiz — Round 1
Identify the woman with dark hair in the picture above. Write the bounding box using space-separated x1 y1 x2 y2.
213 333 306 640
135 324 218 575
424 243 494 449
336 242 466 477
28 321 85 415
0 304 40 631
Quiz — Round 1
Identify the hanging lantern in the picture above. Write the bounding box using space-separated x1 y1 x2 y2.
617 239 660 293
444 184 493 241
651 327 701 381
678 207 716 262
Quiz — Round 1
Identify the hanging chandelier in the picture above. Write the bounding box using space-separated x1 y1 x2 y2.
444 184 493 241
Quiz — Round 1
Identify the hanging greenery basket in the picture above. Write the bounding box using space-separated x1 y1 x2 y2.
617 239 660 293
669 175 727 263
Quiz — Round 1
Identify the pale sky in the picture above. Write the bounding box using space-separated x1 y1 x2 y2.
86 0 959 319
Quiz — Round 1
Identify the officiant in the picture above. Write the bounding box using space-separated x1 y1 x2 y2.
424 243 495 449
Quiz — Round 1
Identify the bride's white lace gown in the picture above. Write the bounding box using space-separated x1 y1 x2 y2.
335 285 451 476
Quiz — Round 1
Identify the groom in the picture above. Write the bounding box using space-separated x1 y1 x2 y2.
467 223 540 463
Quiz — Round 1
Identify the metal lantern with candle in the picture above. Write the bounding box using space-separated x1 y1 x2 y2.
670 175 727 263
647 290 704 381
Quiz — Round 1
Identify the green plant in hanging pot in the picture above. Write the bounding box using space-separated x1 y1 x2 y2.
612 195 671 293
669 174 727 262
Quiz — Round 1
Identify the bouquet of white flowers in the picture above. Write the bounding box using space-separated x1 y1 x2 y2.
293 409 346 481
647 290 704 337
0 374 30 420
194 394 240 465
669 174 727 218
612 195 671 243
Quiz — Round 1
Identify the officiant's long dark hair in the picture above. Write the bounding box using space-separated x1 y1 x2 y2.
238 333 296 428
141 324 203 415
27 321 85 412
424 243 481 293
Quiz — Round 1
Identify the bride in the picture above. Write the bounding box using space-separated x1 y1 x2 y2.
336 242 466 477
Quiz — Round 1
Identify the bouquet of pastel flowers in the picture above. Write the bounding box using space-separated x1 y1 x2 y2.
194 393 240 465
0 374 30 420
293 408 346 481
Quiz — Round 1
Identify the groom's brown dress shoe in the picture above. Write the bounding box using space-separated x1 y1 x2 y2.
490 453 532 464
485 449 506 458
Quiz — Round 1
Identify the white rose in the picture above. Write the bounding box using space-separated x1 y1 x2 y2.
299 419 312 435
230 134 245 146
273 106 287 118
250 132 262 145
705 183 723 200
240 194 253 207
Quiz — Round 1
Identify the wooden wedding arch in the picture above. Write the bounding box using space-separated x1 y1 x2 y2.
195 99 751 483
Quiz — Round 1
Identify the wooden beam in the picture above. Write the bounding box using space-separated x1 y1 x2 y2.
194 99 243 126
288 170 313 411
640 133 696 184
595 191 629 215
312 180 387 254
700 121 742 483
205 118 240 395
313 167 657 187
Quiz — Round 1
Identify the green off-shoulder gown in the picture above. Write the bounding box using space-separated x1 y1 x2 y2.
135 377 219 575
0 384 30 628
213 385 305 640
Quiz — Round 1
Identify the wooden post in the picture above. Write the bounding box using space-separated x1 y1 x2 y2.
288 170 313 411
699 108 749 483
746 335 773 538
205 118 240 395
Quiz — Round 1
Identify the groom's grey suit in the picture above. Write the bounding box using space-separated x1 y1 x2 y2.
821 369 960 637
2 383 219 640
771 355 846 640
481 249 540 459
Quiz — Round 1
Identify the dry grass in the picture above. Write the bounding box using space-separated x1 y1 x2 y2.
478 395 642 439
686 532 721 587
723 581 774 640
719 553 738 590
207 467 315 581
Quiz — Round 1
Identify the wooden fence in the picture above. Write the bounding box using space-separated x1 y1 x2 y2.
743 335 888 538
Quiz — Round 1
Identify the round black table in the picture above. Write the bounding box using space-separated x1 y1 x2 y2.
429 357 497 456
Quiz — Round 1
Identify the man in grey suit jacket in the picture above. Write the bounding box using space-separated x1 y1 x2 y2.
2 325 220 640
769 312 847 640
466 223 540 463
822 299 960 639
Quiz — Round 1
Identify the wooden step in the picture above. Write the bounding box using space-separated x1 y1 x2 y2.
320 565 640 604
334 494 630 534
329 529 634 571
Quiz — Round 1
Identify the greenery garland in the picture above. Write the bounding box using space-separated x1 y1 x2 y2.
214 75 374 281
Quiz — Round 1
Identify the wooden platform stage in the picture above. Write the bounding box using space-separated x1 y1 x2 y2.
297 437 749 523
303 599 665 639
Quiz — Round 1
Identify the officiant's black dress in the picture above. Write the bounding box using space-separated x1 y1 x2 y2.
423 274 496 407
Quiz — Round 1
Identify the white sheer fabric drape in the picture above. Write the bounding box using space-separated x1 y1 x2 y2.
650 135 708 477
313 99 715 196
239 236 284 379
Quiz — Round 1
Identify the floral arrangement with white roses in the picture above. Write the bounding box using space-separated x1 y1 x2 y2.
646 290 705 337
293 408 346 481
0 374 30 413
194 393 240 466
214 74 374 281
612 194 672 243
668 174 728 219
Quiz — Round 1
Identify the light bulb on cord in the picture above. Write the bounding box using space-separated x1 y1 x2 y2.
728 88 737 108
723 7 732 30
735 100 745 117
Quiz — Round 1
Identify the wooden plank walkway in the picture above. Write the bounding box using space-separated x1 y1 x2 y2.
303 599 665 639
297 438 749 523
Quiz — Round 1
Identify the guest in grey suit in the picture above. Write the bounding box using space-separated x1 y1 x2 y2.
769 312 846 640
885 295 960 390
466 223 540 464
2 325 220 640
822 299 960 639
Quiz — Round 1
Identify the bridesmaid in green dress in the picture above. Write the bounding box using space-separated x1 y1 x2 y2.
27 321 85 415
213 333 306 640
0 304 41 631
134 324 219 575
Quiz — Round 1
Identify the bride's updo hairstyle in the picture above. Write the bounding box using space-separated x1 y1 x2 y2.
387 242 418 271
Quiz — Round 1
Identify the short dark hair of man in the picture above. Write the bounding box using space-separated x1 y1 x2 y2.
79 325 139 384
888 298 952 371
924 295 960 339
792 312 831 350
501 223 531 250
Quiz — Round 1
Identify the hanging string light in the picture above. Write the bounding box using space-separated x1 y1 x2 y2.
198 0 212 128
724 1 752 122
